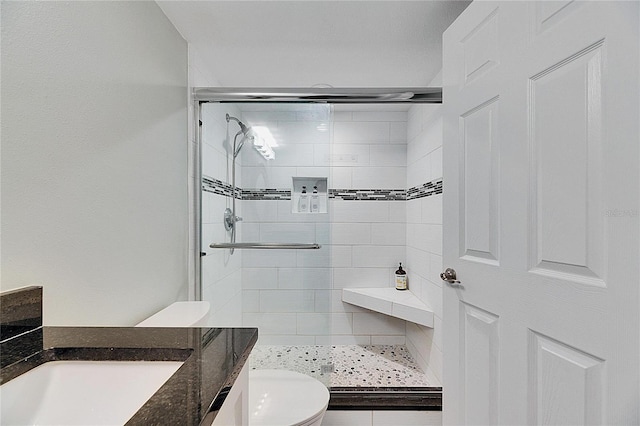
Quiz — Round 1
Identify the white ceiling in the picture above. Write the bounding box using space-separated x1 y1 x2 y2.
157 1 471 88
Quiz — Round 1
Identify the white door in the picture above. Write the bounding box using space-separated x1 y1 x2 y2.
442 2 639 425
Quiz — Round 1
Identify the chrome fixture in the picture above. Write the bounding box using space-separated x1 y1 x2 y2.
224 113 248 254
193 87 442 103
226 113 276 161
223 113 278 250
220 114 318 255
440 268 461 285
209 242 321 250
223 207 240 232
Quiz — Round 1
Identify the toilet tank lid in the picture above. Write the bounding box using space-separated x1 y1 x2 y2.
136 301 210 327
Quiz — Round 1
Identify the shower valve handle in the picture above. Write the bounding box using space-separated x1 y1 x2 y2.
228 214 242 226
223 208 242 231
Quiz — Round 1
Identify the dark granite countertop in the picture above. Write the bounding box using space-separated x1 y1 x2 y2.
0 325 258 425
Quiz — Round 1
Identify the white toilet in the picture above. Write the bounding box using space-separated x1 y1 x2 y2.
136 301 211 327
137 302 330 426
248 369 329 426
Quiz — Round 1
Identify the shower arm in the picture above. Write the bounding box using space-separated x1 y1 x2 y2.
226 114 248 135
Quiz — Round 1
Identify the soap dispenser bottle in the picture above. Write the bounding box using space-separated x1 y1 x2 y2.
298 186 309 212
310 185 319 213
395 262 407 290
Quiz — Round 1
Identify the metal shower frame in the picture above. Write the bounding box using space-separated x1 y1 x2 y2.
193 87 442 301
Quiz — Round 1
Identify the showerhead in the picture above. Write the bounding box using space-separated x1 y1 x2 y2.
226 113 276 160
226 113 253 158
226 113 250 135
234 130 255 158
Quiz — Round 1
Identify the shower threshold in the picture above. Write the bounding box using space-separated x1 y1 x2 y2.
328 387 442 411
249 344 442 411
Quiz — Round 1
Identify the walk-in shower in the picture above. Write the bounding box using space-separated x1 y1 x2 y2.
196 88 443 398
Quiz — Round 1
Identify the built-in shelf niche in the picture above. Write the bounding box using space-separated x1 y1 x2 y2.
292 177 327 214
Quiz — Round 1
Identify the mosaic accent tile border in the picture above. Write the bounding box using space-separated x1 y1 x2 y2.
202 177 241 199
203 176 442 202
329 189 406 201
406 179 443 201
242 189 291 200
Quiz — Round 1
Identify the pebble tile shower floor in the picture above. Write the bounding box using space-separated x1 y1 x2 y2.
249 345 434 387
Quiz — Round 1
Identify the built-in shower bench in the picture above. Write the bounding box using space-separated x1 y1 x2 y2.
341 288 434 327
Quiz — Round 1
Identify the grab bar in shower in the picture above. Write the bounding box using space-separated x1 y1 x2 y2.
209 242 322 250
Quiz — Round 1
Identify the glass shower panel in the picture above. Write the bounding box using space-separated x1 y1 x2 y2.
200 102 243 327
200 103 333 386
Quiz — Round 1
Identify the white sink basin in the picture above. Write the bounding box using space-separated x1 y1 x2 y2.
0 360 183 425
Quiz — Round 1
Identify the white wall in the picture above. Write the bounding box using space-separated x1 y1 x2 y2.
1 1 189 326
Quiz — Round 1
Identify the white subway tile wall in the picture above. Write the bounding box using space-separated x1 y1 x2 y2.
405 103 444 385
237 107 410 344
201 105 443 386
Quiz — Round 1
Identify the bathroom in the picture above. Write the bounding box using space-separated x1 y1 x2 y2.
2 1 639 425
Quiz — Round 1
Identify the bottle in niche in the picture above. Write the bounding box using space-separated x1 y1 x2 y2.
310 186 319 213
298 186 309 212
395 262 407 290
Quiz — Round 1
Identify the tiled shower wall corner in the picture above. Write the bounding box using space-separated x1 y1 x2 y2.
405 103 444 384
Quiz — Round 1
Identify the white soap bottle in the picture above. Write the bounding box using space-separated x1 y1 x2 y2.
298 186 309 212
310 186 319 213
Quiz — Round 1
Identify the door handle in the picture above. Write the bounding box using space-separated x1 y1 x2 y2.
440 268 461 284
